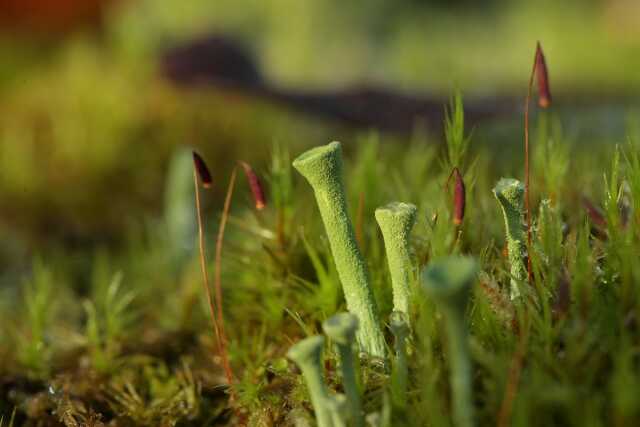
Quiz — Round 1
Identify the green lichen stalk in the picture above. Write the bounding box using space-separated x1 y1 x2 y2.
293 141 386 359
287 336 333 427
323 313 364 427
493 178 527 300
389 311 410 410
422 256 478 427
375 202 417 317
327 394 349 427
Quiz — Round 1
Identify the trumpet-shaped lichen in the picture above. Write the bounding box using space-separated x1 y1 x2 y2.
287 336 333 427
389 311 410 409
422 256 478 427
323 313 364 427
375 202 417 317
293 141 386 359
327 393 348 427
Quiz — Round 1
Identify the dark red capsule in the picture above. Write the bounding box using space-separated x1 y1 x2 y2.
192 152 213 188
581 196 606 228
239 161 266 210
446 167 466 226
535 42 552 109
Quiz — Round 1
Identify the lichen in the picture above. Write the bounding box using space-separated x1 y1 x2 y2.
293 141 386 359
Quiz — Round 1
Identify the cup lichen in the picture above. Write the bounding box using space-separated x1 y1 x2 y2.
287 336 333 427
422 256 478 427
323 312 364 427
389 311 410 409
293 141 386 359
375 202 417 318
326 393 349 427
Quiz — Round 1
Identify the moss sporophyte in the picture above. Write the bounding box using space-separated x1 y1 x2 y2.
422 256 478 427
375 202 417 318
287 336 333 427
293 141 386 359
493 178 527 300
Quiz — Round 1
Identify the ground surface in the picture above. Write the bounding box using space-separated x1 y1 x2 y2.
2 1 640 426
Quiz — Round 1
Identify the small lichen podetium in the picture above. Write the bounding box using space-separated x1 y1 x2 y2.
493 178 527 300
323 313 364 427
421 256 478 427
293 141 386 359
375 202 417 317
389 311 410 410
287 336 333 427
326 393 349 427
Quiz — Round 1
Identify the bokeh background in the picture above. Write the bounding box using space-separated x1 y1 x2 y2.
1 0 640 271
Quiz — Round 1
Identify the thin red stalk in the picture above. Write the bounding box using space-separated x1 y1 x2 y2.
524 44 537 282
497 318 530 427
193 169 222 347
214 168 237 393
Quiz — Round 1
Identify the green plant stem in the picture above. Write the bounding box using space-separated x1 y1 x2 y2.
293 141 386 359
166 149 197 264
327 394 348 427
443 306 473 427
422 256 477 427
389 311 409 410
493 178 527 300
287 336 333 427
375 202 417 317
323 313 364 427
213 168 237 392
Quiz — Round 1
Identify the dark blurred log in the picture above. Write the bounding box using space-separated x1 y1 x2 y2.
163 37 264 89
161 35 514 133
161 35 640 133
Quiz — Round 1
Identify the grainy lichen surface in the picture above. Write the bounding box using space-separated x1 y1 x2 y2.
375 202 417 316
292 142 386 359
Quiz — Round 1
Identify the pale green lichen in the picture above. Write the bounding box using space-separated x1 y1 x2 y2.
375 202 417 317
389 311 410 410
293 141 386 359
287 336 333 427
422 256 478 427
493 178 527 300
164 148 197 262
326 393 348 427
323 313 364 427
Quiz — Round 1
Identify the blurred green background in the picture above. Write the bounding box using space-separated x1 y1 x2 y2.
1 0 639 264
